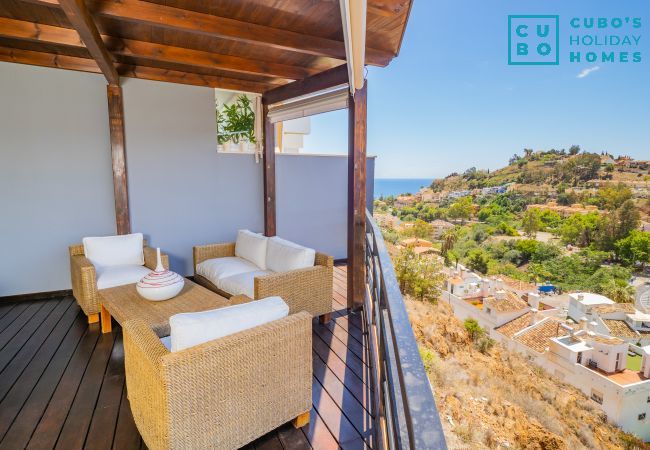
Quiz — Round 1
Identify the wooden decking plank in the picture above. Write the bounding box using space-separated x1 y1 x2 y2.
84 330 126 450
0 298 66 374
0 303 29 334
0 301 46 350
311 377 367 449
111 385 142 450
0 301 73 438
328 317 365 348
312 332 366 388
313 352 373 443
0 305 86 447
253 430 284 450
0 303 16 321
275 423 312 449
321 320 366 361
314 355 371 418
313 327 366 380
54 331 115 450
26 324 101 450
301 407 339 450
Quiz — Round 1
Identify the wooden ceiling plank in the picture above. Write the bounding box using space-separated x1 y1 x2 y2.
0 17 314 79
58 0 119 84
0 45 99 72
21 0 393 66
0 45 272 92
263 64 348 105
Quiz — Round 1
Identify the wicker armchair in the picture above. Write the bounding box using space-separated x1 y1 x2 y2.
193 242 333 322
69 241 169 323
122 312 312 450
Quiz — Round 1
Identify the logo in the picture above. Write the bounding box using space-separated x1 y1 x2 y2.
508 15 560 65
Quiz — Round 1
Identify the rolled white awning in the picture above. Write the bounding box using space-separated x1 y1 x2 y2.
266 87 349 123
339 0 367 94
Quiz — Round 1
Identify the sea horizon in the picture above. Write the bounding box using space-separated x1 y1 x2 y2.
374 178 432 199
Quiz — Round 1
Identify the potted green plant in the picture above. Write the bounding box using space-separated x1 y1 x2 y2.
217 95 256 152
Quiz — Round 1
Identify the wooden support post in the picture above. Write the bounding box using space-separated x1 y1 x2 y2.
262 99 276 237
107 85 131 235
347 83 367 310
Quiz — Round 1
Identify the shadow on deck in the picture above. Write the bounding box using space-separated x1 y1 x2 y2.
0 265 374 449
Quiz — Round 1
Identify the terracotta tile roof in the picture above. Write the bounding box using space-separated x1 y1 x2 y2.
514 318 568 353
449 277 463 285
495 312 532 338
592 303 636 315
484 292 528 313
400 238 433 247
592 335 625 345
603 319 639 338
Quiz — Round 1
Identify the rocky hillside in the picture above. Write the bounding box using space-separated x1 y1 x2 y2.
406 298 649 450
429 150 648 193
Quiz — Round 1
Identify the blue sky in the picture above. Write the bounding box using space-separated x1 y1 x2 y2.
301 0 650 178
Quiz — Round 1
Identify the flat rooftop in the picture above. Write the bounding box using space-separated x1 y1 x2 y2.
591 367 649 386
569 292 614 306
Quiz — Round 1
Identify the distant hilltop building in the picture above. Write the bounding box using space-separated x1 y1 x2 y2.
430 219 455 238
395 194 416 207
526 201 599 217
443 266 650 439
373 212 401 230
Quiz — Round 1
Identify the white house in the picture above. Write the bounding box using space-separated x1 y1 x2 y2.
567 292 615 323
494 313 650 441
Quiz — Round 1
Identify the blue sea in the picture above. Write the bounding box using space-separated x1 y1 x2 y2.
374 178 432 199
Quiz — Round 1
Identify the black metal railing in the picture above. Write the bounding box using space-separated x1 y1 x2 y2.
364 210 447 449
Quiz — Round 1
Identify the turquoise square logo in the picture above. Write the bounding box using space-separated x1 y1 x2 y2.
509 15 560 65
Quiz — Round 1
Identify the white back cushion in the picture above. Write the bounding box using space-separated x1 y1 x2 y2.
266 237 315 273
83 233 144 268
168 296 289 352
235 230 268 269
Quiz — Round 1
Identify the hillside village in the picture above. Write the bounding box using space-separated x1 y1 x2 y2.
375 148 650 446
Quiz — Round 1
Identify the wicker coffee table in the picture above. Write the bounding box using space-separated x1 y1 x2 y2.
98 278 249 335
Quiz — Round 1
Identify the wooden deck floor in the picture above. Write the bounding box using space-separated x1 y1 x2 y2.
0 265 374 450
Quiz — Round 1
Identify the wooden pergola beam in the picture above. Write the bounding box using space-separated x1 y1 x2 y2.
22 0 393 66
262 64 349 105
347 84 367 310
0 46 273 93
107 85 130 235
0 17 311 81
58 0 118 85
261 100 276 237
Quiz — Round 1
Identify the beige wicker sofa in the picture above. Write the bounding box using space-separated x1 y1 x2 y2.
193 238 333 323
122 311 312 450
69 238 168 323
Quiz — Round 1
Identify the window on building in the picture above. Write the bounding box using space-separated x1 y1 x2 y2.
590 390 603 405
639 413 646 421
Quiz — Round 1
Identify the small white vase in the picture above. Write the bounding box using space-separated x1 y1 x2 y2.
136 248 184 301
223 141 233 152
239 139 247 152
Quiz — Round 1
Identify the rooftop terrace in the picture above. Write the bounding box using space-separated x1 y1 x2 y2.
0 265 376 449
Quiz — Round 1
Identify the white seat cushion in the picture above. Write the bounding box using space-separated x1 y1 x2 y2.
168 296 289 352
196 256 260 285
96 265 151 290
266 237 316 273
235 230 268 270
83 233 144 268
217 270 271 298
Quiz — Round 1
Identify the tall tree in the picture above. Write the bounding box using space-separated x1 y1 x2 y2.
522 208 542 238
